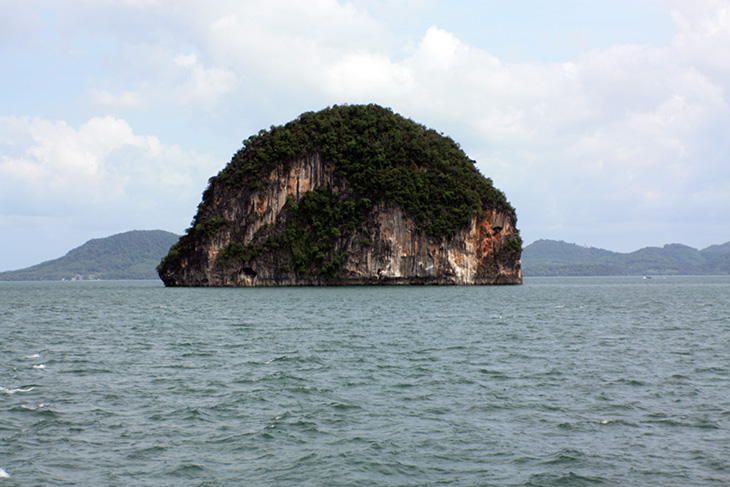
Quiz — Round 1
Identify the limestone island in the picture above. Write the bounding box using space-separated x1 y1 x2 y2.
158 104 522 286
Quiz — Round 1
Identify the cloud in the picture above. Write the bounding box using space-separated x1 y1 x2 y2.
87 50 237 114
670 0 730 79
0 112 226 269
325 52 413 100
415 26 463 70
205 0 388 93
168 51 238 108
0 115 219 223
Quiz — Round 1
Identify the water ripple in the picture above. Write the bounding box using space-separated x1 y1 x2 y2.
1 278 730 485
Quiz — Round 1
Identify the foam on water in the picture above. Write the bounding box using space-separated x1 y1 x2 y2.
0 386 34 394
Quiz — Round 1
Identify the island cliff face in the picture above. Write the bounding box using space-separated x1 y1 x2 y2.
158 105 522 286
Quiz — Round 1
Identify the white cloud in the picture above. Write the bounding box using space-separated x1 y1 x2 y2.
670 0 730 79
326 52 413 99
87 50 237 113
169 52 238 108
0 116 219 222
415 26 464 70
173 52 197 68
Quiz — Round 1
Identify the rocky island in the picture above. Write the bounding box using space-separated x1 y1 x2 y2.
158 104 522 286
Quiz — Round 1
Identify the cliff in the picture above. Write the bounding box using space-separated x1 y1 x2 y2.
158 105 522 286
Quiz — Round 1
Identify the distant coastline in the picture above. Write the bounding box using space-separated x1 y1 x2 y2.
0 230 179 281
522 239 730 277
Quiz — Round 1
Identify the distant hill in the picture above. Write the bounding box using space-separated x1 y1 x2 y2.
523 239 730 276
0 230 179 281
701 241 730 255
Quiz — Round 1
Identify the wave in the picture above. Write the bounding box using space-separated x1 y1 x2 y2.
12 404 58 417
3 277 730 486
1 386 35 394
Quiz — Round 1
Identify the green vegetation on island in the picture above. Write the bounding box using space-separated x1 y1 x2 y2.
162 104 519 278
211 104 513 236
0 230 179 281
523 239 730 276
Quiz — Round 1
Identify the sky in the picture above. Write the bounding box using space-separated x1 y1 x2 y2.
1 0 729 271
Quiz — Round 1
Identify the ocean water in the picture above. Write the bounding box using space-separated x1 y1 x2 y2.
1 276 729 486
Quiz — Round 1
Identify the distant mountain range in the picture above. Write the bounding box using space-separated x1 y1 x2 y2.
3 232 728 280
522 239 730 276
0 230 179 281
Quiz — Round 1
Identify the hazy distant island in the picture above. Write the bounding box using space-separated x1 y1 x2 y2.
523 239 730 276
0 230 179 281
158 104 523 287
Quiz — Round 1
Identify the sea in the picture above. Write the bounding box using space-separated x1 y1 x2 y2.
1 276 729 486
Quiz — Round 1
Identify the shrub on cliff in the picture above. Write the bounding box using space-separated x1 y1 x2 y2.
213 104 513 238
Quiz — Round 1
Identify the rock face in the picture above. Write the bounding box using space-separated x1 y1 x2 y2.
158 105 522 286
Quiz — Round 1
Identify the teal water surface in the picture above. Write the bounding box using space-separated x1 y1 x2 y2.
2 277 730 486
